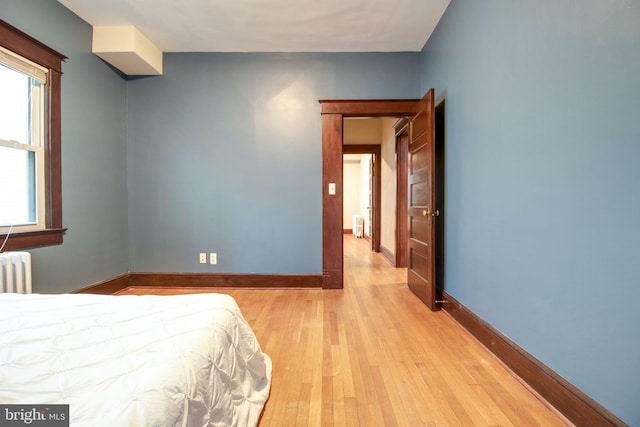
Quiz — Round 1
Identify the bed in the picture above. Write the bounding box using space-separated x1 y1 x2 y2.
0 292 272 427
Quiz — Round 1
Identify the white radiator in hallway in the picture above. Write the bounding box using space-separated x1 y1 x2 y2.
352 214 364 238
0 252 32 293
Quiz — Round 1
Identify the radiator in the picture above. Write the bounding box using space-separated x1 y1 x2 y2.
352 214 364 238
0 252 32 294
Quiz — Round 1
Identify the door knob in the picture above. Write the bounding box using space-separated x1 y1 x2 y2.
422 209 439 217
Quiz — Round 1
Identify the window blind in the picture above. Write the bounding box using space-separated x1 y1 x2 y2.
0 45 47 83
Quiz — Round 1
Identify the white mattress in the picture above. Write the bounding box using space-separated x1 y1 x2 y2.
0 292 272 427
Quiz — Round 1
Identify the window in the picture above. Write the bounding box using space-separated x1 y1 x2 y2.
0 20 66 250
0 47 46 231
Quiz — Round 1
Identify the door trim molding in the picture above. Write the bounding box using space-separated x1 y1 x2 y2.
320 99 417 116
320 99 418 289
394 118 409 268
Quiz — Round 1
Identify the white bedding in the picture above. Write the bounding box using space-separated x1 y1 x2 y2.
0 292 272 427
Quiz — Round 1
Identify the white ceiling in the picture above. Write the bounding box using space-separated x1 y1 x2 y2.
57 0 450 53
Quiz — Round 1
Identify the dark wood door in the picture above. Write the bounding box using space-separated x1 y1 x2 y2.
407 89 437 311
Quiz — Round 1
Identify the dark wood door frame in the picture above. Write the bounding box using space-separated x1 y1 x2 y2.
320 100 418 289
394 118 410 268
344 144 381 252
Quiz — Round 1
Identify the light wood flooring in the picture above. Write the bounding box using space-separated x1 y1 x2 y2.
117 236 571 426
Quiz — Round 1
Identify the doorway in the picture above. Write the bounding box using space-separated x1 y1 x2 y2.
319 100 416 289
342 116 410 264
343 143 381 253
320 93 443 312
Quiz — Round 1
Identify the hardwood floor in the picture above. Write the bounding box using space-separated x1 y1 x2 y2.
117 237 571 426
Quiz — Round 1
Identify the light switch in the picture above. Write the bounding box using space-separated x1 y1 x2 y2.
328 183 336 195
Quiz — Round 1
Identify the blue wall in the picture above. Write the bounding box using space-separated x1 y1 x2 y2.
1 0 129 292
420 0 640 423
126 53 420 272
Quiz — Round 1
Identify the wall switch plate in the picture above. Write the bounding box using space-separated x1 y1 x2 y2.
199 253 207 264
328 182 336 195
210 253 217 265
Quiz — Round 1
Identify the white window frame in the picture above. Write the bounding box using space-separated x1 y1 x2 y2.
0 46 47 232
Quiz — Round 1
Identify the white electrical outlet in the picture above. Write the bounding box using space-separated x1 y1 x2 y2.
210 253 217 265
199 253 207 264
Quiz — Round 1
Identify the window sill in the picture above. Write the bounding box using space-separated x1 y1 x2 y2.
0 228 67 251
